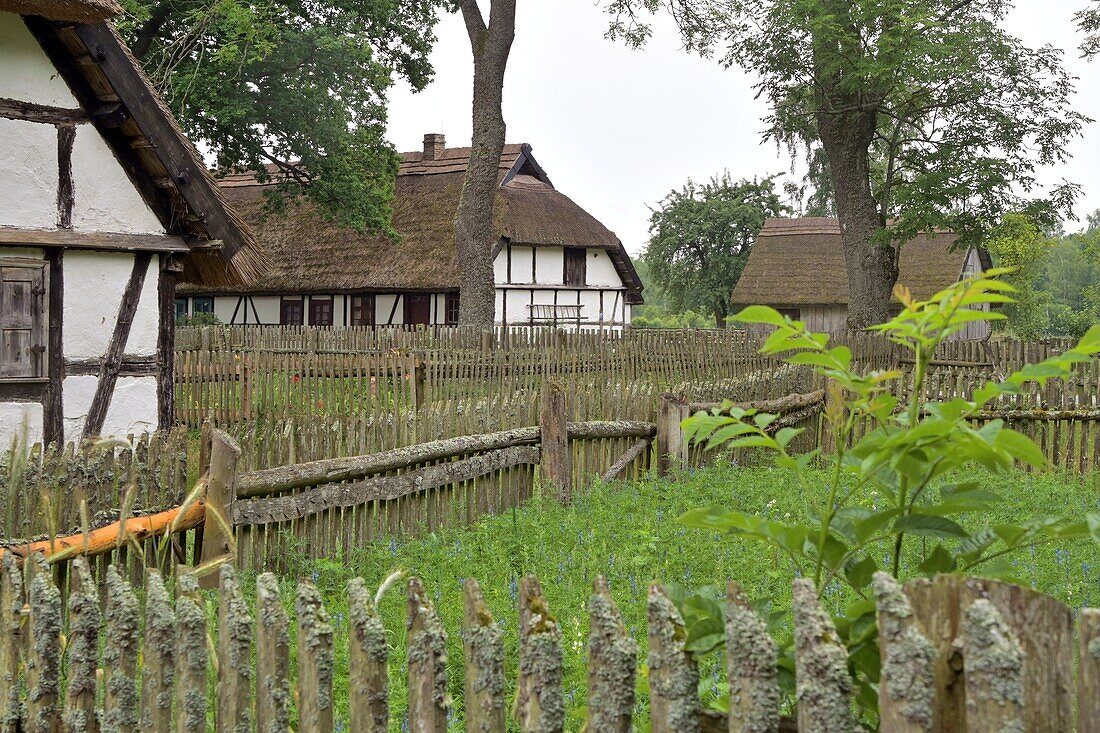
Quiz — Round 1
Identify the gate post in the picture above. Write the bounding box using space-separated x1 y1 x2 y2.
540 381 571 502
657 394 690 476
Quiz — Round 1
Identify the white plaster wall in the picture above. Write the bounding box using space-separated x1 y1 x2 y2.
493 248 508 283
213 296 239 324
0 401 43 448
375 294 402 325
495 289 507 324
125 259 160 356
587 250 621 287
579 290 602 319
250 296 281 324
510 246 533 284
0 14 80 107
0 118 58 229
535 247 563 285
71 126 164 234
64 251 141 359
62 375 157 441
0 247 44 258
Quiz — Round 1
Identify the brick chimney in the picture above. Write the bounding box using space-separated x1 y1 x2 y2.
423 133 446 160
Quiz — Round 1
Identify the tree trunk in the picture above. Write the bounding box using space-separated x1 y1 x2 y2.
455 0 517 327
816 107 896 329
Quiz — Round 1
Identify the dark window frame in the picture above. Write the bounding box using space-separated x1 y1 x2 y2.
280 297 304 326
192 296 214 315
308 296 334 327
445 292 460 325
349 293 375 327
0 257 49 381
174 297 189 320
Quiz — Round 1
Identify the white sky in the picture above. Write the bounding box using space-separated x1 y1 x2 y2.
385 1 1100 256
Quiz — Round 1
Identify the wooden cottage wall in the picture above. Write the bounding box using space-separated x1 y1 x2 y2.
0 12 169 445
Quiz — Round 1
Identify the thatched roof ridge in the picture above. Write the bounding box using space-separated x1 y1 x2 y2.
731 217 975 306
0 0 120 22
182 140 642 300
18 18 268 287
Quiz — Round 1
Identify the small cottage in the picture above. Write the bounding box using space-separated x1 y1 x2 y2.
177 134 643 330
731 217 991 338
0 0 265 446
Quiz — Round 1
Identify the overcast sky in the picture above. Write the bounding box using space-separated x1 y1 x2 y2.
385 1 1100 256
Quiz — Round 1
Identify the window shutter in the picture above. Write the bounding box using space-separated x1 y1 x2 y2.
0 261 48 379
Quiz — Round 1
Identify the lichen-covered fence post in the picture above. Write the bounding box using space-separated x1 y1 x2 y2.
960 600 1025 733
539 381 571 502
406 578 448 733
872 573 936 733
254 573 290 732
726 581 780 733
0 554 23 733
25 553 60 733
462 578 506 733
1080 609 1100 732
517 576 565 733
296 581 334 733
174 571 207 733
586 576 636 733
791 579 856 733
349 577 390 732
140 569 174 733
647 583 699 733
656 394 690 476
216 565 253 733
63 557 99 733
102 566 140 733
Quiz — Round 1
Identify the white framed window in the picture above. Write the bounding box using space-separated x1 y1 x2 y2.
528 303 583 324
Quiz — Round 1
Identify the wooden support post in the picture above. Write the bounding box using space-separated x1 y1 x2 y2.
63 557 99 733
140 569 174 733
199 430 241 581
25 553 60 733
411 357 426 412
1079 609 1100 732
540 381 571 502
872 573 935 733
656 394 690 476
175 571 207 733
0 555 23 733
103 566 139 732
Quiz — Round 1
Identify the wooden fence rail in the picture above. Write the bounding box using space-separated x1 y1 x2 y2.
0 556 1095 732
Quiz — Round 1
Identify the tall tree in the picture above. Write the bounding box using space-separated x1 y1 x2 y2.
643 175 786 327
1080 1 1100 58
454 0 517 326
118 0 444 234
605 0 1087 328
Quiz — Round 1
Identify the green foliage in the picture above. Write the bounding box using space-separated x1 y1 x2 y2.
177 312 222 327
679 273 1100 721
1080 1 1100 59
118 0 446 234
983 214 1054 338
642 174 786 327
605 0 1086 251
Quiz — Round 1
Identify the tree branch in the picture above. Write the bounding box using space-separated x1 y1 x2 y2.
130 0 176 60
458 0 488 50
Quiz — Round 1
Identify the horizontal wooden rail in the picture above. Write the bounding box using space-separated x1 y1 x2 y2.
232 446 541 525
236 421 656 499
689 389 825 415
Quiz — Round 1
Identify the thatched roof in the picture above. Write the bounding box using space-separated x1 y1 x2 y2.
18 18 268 287
181 138 642 301
0 0 120 22
731 217 983 307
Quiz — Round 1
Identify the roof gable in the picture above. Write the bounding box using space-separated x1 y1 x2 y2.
5 13 267 287
731 217 973 306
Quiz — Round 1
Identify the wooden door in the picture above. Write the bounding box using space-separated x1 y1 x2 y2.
404 294 432 326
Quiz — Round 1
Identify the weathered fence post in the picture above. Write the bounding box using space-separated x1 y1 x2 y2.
63 557 99 733
140 569 175 733
349 578 389 733
102 566 140 733
254 573 290 733
463 578 506 733
960 600 1025 733
25 553 60 733
872 573 935 733
296 581 334 733
407 578 448 732
175 570 207 733
1080 609 1100 732
656 394 690 476
647 583 698 733
726 581 780 733
791 579 856 733
199 430 241 581
216 565 253 733
586 577 636 733
517 576 564 733
411 357 427 412
540 381 571 502
0 554 23 733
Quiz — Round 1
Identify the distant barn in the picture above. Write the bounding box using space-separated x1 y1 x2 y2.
178 134 644 330
731 217 991 338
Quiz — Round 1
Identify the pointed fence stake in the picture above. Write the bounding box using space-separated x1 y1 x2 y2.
296 580 334 733
255 573 290 733
872 573 935 733
517 576 564 733
1079 609 1100 732
140 569 175 733
175 570 207 733
0 554 24 733
791 579 856 733
349 578 389 733
462 578 506 733
102 567 140 733
26 553 61 733
586 576 636 733
217 565 253 733
407 577 448 733
726 581 779 733
960 599 1025 733
647 583 699 733
64 557 99 733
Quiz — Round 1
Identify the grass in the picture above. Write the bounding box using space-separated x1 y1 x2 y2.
241 461 1100 731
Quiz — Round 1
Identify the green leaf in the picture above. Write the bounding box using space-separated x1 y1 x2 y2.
844 556 878 589
774 427 803 448
993 429 1048 469
732 305 788 326
1073 324 1100 355
918 544 956 575
894 514 968 539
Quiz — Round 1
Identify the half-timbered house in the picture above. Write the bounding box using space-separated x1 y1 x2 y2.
177 134 643 329
731 217 992 338
0 0 266 446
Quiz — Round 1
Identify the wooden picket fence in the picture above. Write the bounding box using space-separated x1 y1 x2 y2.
1 553 1097 732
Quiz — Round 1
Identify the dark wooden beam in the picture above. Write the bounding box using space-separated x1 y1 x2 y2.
56 124 75 229
43 249 64 444
72 23 249 259
0 97 86 125
0 382 48 403
65 356 159 377
158 258 176 431
82 252 152 440
0 228 190 252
